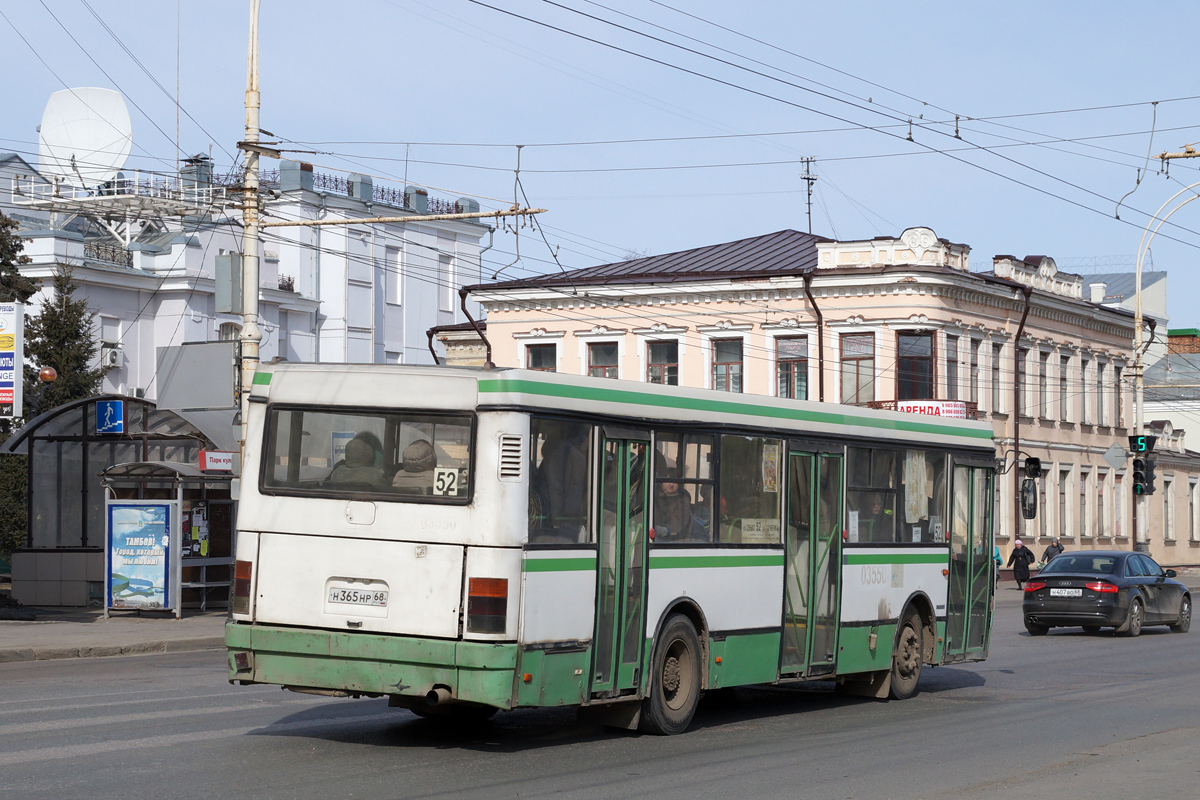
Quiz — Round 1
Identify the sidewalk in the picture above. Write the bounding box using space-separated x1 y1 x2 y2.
0 606 226 663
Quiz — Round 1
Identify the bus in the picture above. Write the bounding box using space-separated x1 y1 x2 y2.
226 364 997 734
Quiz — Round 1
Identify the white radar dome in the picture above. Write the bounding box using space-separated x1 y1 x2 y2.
38 87 133 188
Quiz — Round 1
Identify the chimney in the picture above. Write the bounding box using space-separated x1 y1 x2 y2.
1089 282 1106 304
405 185 429 214
279 160 313 192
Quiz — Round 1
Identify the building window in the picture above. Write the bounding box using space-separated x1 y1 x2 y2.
991 342 1003 413
1016 347 1028 416
840 333 874 405
1038 472 1048 538
969 339 981 403
588 342 619 379
1060 355 1071 422
1096 470 1106 538
897 332 935 400
1116 473 1125 538
1080 359 1089 424
1038 352 1049 418
438 253 454 313
1079 468 1090 538
1059 467 1070 539
712 339 743 392
945 335 959 401
647 341 678 385
526 344 556 372
385 245 402 305
1164 478 1175 541
1096 362 1106 426
1115 366 1124 427
219 322 241 342
776 336 808 400
1190 479 1197 542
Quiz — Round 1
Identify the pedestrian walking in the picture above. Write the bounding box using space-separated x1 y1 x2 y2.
1042 536 1065 564
1008 539 1036 591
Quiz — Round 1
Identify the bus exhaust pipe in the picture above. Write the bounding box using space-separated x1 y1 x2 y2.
426 687 452 707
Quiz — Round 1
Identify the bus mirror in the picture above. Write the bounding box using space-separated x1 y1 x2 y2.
1020 478 1037 520
230 478 240 501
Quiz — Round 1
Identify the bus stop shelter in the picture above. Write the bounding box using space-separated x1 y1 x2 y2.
100 461 238 614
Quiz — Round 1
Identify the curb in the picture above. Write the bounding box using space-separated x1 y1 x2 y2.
0 636 225 663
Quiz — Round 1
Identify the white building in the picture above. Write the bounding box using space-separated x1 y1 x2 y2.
2 152 488 403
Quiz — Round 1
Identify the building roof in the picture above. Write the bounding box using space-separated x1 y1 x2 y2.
477 229 829 291
1082 272 1167 303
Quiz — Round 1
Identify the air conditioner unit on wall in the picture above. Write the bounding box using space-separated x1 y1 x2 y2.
101 345 121 368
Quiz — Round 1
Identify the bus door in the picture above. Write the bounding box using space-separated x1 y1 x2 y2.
780 448 843 677
945 464 994 659
591 432 651 697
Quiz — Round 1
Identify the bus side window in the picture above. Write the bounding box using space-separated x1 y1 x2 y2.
716 435 782 545
654 433 714 543
901 450 946 543
528 418 591 544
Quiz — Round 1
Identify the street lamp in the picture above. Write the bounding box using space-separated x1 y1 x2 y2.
1133 180 1200 551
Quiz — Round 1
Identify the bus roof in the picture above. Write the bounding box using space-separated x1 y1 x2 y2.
251 363 995 451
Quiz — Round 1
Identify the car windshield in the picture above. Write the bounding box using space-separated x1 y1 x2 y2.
262 407 473 503
1038 555 1118 575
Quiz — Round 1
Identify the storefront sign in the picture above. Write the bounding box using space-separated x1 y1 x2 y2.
0 303 22 419
106 501 179 612
199 450 235 472
895 400 968 418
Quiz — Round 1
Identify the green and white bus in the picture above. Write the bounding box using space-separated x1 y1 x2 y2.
226 364 996 734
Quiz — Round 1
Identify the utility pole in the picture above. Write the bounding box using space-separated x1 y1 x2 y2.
238 0 262 448
800 157 817 234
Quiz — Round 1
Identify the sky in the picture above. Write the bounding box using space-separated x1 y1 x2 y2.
2 1 1199 322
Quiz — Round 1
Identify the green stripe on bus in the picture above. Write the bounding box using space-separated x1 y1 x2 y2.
522 557 596 572
843 552 948 565
476 378 992 440
649 554 785 569
252 371 273 385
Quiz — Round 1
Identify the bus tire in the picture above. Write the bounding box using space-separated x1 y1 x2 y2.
641 614 702 735
888 612 923 700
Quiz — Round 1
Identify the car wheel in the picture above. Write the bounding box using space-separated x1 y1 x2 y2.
640 614 702 735
1170 595 1191 634
1122 598 1144 638
889 612 923 700
1081 626 1100 634
1025 621 1049 636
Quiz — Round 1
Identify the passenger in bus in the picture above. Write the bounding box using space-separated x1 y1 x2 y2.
862 492 895 542
538 428 589 539
391 439 437 494
654 469 694 541
329 438 385 486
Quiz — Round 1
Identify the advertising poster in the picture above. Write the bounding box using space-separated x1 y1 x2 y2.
0 302 22 420
106 501 178 611
762 443 779 493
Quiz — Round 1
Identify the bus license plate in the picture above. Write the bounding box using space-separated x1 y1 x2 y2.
327 587 389 607
1049 588 1082 597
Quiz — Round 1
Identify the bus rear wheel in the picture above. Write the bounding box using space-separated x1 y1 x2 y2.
641 614 702 735
889 612 923 700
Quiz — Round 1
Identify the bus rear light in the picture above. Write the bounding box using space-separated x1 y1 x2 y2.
1085 581 1119 594
233 560 253 615
1024 581 1046 592
467 577 507 634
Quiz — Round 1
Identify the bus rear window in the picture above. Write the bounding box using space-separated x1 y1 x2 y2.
262 407 473 502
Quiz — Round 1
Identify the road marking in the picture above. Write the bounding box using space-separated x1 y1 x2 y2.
0 710 398 766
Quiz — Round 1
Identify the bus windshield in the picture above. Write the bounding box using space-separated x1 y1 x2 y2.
262 407 473 502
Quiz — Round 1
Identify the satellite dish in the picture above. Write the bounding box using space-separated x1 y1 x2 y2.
38 88 133 188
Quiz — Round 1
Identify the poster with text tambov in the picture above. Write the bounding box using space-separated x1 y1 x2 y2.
106 502 174 610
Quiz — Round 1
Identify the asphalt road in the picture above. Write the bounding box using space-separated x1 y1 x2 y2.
2 593 1197 800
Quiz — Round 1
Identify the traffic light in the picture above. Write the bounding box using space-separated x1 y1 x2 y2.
1129 434 1158 454
1133 458 1158 495
1024 456 1042 479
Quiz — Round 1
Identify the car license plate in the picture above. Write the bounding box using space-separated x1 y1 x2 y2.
1049 588 1082 597
327 587 389 607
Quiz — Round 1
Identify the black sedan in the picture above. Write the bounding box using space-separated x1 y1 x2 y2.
1022 550 1191 636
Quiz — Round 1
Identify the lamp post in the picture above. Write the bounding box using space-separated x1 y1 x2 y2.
1133 180 1200 551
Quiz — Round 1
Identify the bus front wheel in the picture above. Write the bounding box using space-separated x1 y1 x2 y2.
641 614 702 735
889 612 923 700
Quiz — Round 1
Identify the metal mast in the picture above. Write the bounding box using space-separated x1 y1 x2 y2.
239 0 262 447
